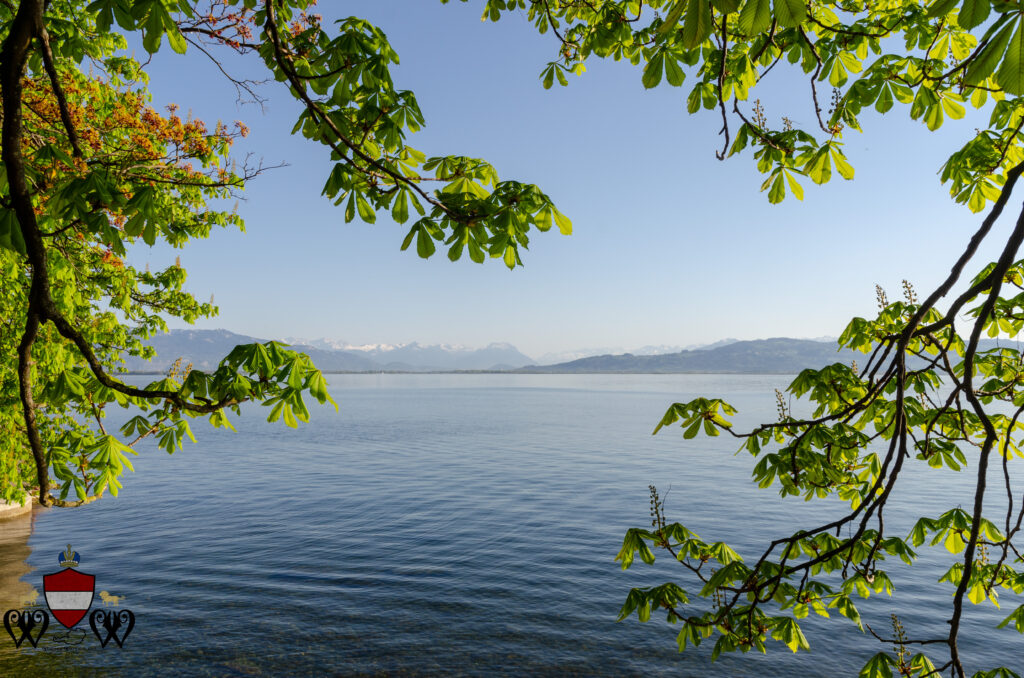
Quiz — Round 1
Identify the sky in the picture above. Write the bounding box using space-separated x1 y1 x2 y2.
125 1 1015 359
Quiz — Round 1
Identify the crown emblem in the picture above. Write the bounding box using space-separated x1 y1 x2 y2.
59 544 80 569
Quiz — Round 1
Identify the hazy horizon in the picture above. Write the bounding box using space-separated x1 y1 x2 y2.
156 327 841 364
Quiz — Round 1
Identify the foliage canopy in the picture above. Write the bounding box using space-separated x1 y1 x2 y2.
0 0 571 512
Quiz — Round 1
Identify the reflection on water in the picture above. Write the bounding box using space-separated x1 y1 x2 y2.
0 507 89 676
0 508 40 612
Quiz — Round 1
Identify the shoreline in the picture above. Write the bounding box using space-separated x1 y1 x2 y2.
0 497 34 521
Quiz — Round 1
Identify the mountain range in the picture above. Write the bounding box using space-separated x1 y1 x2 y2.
113 329 1023 375
283 337 535 371
119 330 536 373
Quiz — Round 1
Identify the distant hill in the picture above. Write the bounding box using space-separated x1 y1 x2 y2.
516 337 1022 374
517 338 851 374
533 338 744 365
119 329 379 373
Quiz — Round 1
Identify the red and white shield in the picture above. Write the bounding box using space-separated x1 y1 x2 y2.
43 568 95 629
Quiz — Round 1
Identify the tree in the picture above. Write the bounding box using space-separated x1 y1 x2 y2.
10 0 1024 675
0 1 571 508
459 0 1024 676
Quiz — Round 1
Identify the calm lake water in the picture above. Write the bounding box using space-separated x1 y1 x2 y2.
0 374 1021 676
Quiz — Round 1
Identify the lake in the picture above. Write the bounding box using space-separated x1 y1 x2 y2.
0 374 1020 675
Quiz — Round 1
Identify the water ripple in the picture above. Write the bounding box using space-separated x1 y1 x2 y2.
0 374 1019 676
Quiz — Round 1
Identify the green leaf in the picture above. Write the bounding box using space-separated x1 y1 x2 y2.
0 209 26 255
166 26 187 54
784 170 804 200
534 206 554 232
738 0 771 35
968 580 988 604
767 172 786 203
541 65 555 90
943 528 967 553
972 670 1023 678
958 0 991 30
392 191 410 224
680 0 712 50
773 0 806 27
616 588 646 621
771 617 810 652
827 57 848 87
859 652 895 678
941 96 966 120
503 245 517 268
210 410 236 432
448 235 466 261
282 403 298 428
909 654 937 675
831 146 855 179
344 193 356 223
806 147 832 184
981 517 1005 541
676 621 702 650
356 194 376 223
711 0 741 12
831 595 864 630
657 1 688 36
467 237 485 264
997 604 1024 632
551 206 572 235
687 84 704 113
615 529 656 569
909 517 936 546
142 8 164 53
665 55 686 87
875 83 895 113
923 101 944 130
996 20 1024 96
967 22 1013 87
926 0 959 17
416 226 436 258
643 52 665 89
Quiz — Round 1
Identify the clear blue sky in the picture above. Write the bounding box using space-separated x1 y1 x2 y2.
127 1 1011 359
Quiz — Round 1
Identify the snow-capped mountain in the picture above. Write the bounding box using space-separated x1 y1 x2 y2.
284 337 536 370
